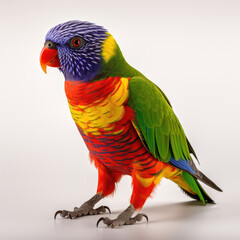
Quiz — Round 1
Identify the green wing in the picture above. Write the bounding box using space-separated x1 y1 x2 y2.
128 76 191 162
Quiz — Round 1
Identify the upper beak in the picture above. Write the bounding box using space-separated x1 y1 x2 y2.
40 44 60 73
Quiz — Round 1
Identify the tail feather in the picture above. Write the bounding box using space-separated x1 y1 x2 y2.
196 170 222 192
180 187 200 201
196 179 215 204
182 171 206 204
188 159 223 192
168 158 222 192
179 182 215 204
167 171 215 204
181 171 216 204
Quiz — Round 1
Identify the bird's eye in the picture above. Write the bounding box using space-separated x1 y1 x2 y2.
69 37 85 49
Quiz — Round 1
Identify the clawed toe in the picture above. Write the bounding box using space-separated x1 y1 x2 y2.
54 205 111 220
96 217 107 227
103 206 111 214
96 213 148 228
54 210 75 219
54 210 69 219
135 213 148 222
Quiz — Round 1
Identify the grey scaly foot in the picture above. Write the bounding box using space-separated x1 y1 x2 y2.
97 204 148 228
54 193 111 219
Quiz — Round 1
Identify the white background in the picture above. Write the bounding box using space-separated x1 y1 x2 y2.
0 0 239 239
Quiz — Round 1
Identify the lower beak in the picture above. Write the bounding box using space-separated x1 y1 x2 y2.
40 46 61 73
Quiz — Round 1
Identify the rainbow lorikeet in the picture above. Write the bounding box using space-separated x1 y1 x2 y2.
40 20 222 228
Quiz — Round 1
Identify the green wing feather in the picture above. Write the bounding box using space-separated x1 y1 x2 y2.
128 76 191 162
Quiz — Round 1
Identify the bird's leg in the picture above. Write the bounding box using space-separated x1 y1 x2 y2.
97 166 164 228
54 193 111 219
55 162 121 220
96 178 152 228
97 204 148 228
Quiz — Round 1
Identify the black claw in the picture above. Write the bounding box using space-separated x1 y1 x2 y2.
54 210 62 220
103 206 111 214
96 217 105 227
141 213 148 222
68 213 72 219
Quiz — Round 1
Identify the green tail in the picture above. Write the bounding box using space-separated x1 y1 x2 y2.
182 171 214 204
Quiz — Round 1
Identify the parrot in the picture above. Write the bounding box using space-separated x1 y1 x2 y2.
40 20 222 228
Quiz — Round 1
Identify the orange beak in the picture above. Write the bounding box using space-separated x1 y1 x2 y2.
40 46 61 73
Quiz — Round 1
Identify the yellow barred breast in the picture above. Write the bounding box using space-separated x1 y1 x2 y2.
68 77 129 136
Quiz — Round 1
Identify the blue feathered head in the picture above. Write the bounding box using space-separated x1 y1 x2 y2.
40 20 116 81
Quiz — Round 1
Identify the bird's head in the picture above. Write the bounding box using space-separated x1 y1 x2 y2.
40 20 121 81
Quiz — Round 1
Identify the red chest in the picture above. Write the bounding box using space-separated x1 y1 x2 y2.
65 77 154 175
78 122 152 175
65 77 131 136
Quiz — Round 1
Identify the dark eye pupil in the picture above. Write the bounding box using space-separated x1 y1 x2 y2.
73 39 80 46
70 37 85 49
